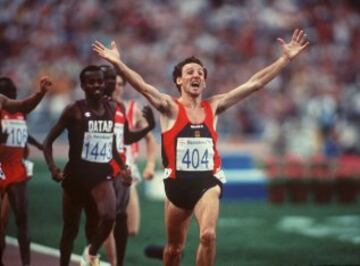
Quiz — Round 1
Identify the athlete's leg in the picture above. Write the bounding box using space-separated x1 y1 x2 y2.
84 196 98 244
163 199 192 266
113 179 130 266
164 198 169 226
126 185 140 236
102 178 129 266
60 189 82 266
88 180 116 256
193 185 221 266
113 211 127 266
6 181 31 265
0 192 10 266
0 193 10 233
103 229 117 266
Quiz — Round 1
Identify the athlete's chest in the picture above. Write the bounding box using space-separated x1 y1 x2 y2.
79 112 114 163
77 106 114 133
183 106 206 124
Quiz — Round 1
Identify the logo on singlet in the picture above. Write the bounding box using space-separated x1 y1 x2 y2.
84 112 91 117
194 130 201 137
190 124 203 129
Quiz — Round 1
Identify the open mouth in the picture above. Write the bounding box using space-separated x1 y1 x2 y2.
191 80 200 88
94 89 102 94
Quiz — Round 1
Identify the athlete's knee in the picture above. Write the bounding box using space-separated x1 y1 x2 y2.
165 243 183 258
98 205 116 221
98 213 115 234
100 211 115 224
200 229 216 247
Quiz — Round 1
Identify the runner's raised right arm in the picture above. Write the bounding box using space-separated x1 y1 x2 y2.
92 41 177 116
0 76 51 113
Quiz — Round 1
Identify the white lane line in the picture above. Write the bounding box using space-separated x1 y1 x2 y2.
277 215 360 244
6 236 111 265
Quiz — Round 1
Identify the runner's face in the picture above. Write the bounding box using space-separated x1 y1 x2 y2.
179 63 206 97
81 70 105 100
112 76 124 100
103 69 117 95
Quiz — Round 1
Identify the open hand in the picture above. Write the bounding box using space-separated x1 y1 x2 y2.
92 40 121 65
277 29 310 61
142 105 155 130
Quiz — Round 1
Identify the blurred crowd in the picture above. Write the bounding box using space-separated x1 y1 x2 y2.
1 0 359 157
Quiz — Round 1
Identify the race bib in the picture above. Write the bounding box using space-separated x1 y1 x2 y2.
114 123 124 153
176 137 214 171
1 119 28 147
81 132 113 163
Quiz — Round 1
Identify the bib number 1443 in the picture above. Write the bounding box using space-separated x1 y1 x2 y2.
81 132 113 163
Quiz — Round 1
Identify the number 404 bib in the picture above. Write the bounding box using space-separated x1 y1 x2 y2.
176 137 214 171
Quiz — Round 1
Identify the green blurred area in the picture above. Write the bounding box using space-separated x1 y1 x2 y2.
6 159 360 266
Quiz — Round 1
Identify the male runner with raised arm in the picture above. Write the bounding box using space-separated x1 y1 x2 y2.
0 76 50 266
93 29 309 266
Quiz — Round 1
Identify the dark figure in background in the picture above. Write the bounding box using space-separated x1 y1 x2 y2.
97 65 155 266
43 65 155 266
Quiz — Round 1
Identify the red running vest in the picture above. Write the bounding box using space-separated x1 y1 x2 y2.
161 100 221 179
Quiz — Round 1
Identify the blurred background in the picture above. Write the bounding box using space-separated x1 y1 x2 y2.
1 0 360 265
